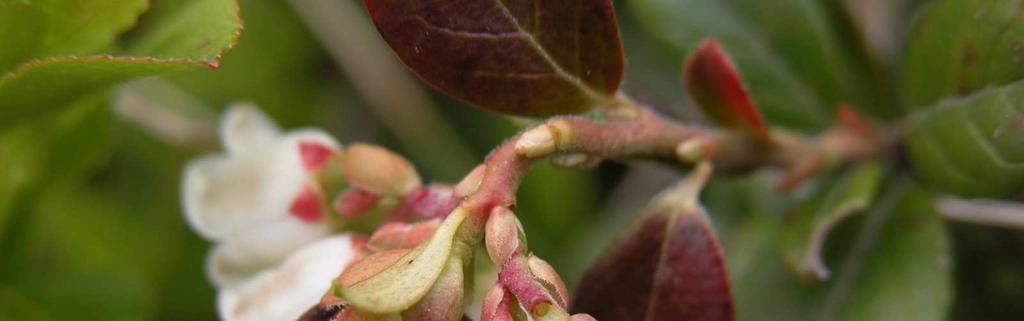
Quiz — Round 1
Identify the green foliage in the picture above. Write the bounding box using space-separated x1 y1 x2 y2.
723 178 951 321
780 162 884 281
902 0 1024 110
0 0 241 127
907 81 1024 197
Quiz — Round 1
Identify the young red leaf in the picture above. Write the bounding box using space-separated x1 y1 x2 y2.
363 0 625 117
684 38 770 142
572 163 733 321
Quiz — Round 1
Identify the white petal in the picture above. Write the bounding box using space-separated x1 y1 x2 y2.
182 155 237 240
281 128 342 154
207 243 268 290
221 103 281 155
218 235 358 321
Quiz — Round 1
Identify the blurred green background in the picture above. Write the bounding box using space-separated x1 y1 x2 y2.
2 0 1023 320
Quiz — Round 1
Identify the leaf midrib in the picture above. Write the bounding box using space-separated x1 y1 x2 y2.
493 0 606 103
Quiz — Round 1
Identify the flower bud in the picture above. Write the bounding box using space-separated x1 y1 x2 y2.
498 256 552 317
486 207 523 265
367 219 441 252
392 185 461 220
342 143 421 196
527 255 569 308
333 187 380 219
481 285 513 321
453 165 486 198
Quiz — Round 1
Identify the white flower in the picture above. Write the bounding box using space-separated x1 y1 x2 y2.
182 103 342 288
218 235 358 321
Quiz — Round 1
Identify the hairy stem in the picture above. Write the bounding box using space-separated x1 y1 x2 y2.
456 93 883 237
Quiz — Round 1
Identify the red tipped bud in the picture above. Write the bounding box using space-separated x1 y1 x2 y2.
333 187 380 219
486 207 523 265
392 185 461 220
527 255 569 308
499 256 552 316
482 284 519 321
684 38 770 142
366 219 441 251
342 143 421 196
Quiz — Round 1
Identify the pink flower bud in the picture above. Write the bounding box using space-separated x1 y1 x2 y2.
391 185 461 220
499 256 552 316
527 255 569 308
486 207 522 265
366 219 441 251
333 187 380 219
289 184 325 222
453 165 486 198
481 285 515 321
342 143 421 196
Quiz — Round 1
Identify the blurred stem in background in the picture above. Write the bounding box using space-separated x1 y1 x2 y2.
288 0 476 180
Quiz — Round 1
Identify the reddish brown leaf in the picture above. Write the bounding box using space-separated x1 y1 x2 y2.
647 208 733 321
363 0 624 116
573 164 733 321
572 213 667 320
684 38 770 142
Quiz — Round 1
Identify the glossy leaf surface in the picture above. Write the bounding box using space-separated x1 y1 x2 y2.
780 162 883 281
573 165 733 321
906 81 1024 197
363 0 624 117
684 38 769 141
902 0 1024 110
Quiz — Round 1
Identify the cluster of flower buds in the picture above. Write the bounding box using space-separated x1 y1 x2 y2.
182 104 461 321
481 207 596 321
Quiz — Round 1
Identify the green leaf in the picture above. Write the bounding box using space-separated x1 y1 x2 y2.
727 179 952 321
902 0 1024 110
780 162 884 281
0 93 113 235
30 0 149 56
0 0 241 128
0 3 44 73
364 0 625 117
629 0 862 129
906 81 1024 197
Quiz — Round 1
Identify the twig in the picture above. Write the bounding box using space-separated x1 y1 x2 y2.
288 0 477 179
938 197 1024 230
